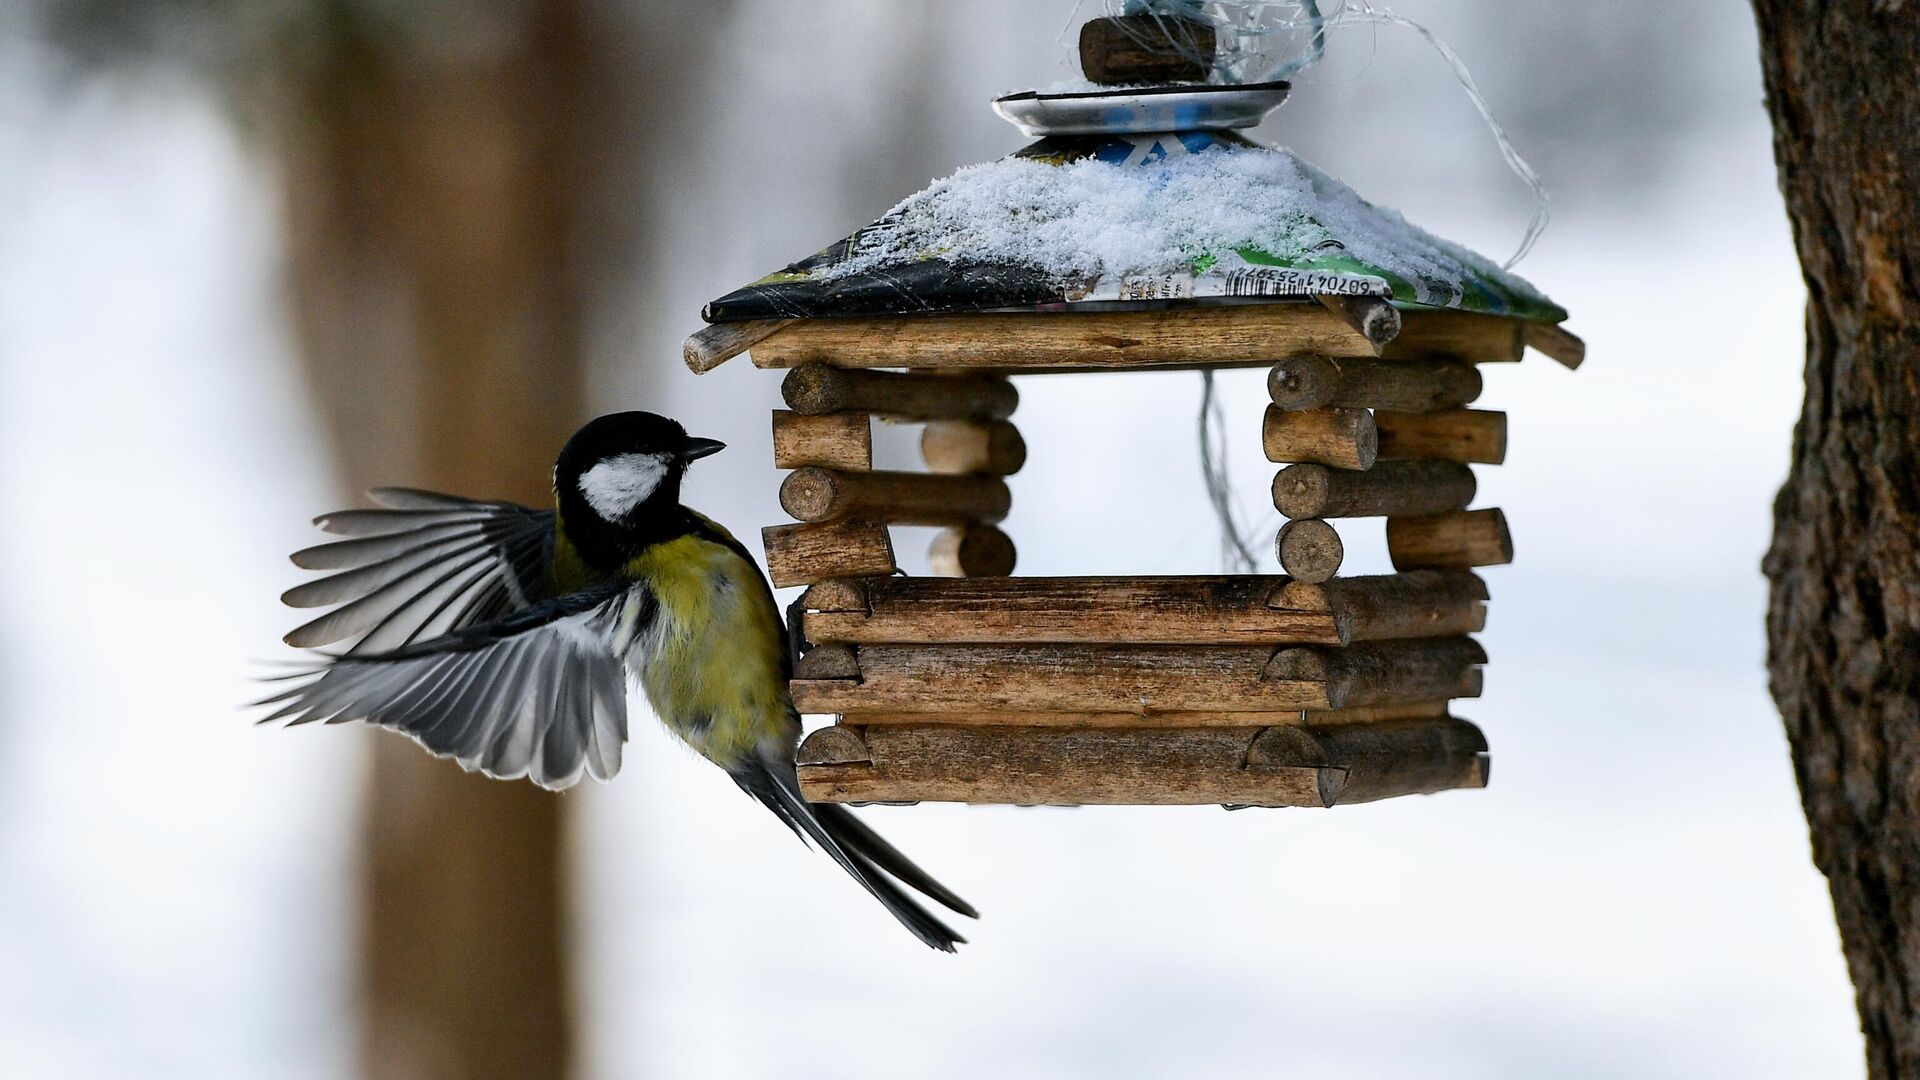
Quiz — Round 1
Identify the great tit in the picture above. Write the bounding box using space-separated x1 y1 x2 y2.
260 411 975 951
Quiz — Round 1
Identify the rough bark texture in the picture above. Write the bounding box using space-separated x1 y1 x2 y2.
1752 5 1920 1076
275 5 595 1078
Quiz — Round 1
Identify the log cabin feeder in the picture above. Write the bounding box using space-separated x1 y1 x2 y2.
684 15 1584 809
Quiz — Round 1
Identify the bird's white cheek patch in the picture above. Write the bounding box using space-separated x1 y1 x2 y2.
579 453 670 518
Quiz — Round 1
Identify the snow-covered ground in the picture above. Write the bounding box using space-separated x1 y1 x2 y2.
0 2 1864 1078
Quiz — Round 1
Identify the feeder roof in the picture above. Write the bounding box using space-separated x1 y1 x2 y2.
703 130 1567 326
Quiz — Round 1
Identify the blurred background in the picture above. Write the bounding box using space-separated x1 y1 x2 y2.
0 1 1857 1077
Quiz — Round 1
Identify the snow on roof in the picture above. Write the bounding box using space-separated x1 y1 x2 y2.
702 132 1565 324
828 143 1542 311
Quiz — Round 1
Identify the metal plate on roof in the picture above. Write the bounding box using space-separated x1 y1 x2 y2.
991 81 1292 136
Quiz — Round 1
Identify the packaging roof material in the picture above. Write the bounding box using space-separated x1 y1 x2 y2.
704 130 1565 325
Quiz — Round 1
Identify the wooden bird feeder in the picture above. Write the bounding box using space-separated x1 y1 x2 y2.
684 17 1584 809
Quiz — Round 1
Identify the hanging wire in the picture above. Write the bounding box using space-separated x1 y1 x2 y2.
1263 0 1325 80
1332 6 1549 268
1113 0 1547 267
1197 369 1263 574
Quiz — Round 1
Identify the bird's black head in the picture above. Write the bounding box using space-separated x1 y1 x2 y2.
553 412 724 551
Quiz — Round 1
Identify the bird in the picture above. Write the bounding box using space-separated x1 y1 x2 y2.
258 411 975 951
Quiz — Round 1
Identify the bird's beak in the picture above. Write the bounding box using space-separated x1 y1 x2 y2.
681 437 726 462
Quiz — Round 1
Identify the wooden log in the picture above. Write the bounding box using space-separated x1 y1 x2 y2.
836 702 1465 728
1266 637 1485 708
797 725 1344 807
1382 309 1524 363
1315 294 1403 347
1251 716 1487 767
1375 408 1507 465
795 724 871 765
1387 508 1514 570
1078 14 1215 85
793 644 860 680
790 644 1337 714
1274 519 1344 584
1262 406 1378 470
1248 717 1489 804
798 578 871 613
1277 570 1489 642
682 318 795 373
1272 460 1477 519
748 305 1379 371
1302 701 1454 725
797 571 1487 646
929 525 1017 577
779 467 1011 526
1265 355 1340 413
1524 321 1586 370
840 709 1313 728
1267 356 1482 413
781 362 1017 421
920 420 1027 476
761 520 896 589
798 576 1349 646
771 410 871 471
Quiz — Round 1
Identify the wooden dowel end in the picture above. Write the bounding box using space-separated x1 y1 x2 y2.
929 524 1017 577
683 319 794 373
772 410 872 471
1375 409 1507 465
782 362 1016 421
1308 570 1489 642
1273 460 1476 519
1263 405 1379 470
1314 294 1403 347
1524 321 1586 370
1387 508 1514 570
780 467 1011 526
762 520 896 588
1384 310 1524 363
796 725 871 765
793 643 860 680
1267 637 1485 709
1248 717 1489 805
922 420 1027 475
800 578 871 614
1275 519 1344 584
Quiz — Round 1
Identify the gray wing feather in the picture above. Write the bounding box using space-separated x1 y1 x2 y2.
291 523 485 570
282 489 555 655
367 487 507 511
261 592 635 789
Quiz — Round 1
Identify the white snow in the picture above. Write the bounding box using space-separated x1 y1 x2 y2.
825 142 1543 308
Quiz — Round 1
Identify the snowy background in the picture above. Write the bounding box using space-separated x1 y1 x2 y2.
0 2 1861 1078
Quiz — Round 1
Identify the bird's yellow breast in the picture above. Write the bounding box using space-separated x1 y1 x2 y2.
624 530 791 765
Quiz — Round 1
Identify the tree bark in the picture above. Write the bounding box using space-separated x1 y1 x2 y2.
275 5 594 1079
1752 5 1920 1077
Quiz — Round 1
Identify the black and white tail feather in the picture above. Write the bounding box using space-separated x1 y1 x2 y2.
732 755 976 952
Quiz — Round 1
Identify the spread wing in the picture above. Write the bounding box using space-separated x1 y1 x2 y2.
258 586 646 789
281 487 556 656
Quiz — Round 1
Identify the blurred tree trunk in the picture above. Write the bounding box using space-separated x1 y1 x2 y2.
1752 5 1920 1078
276 5 592 1079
